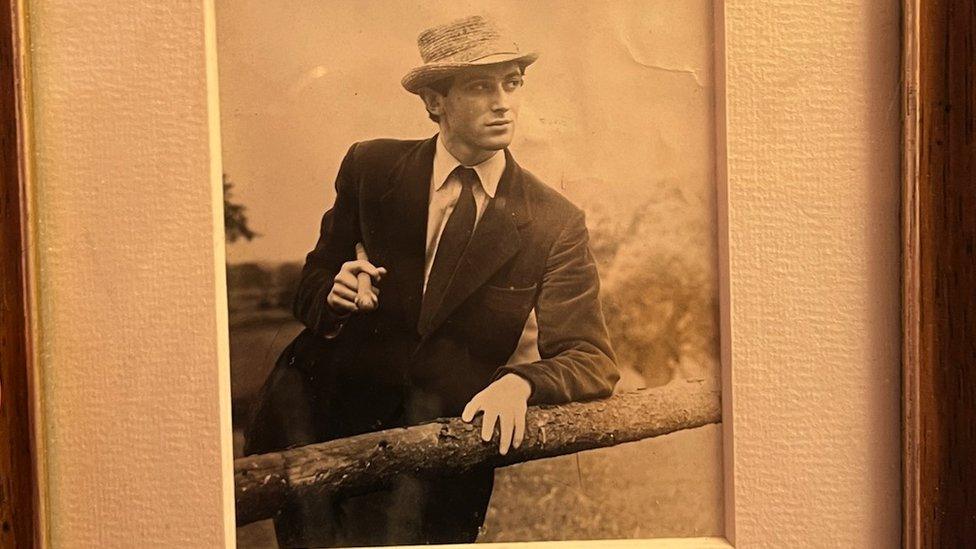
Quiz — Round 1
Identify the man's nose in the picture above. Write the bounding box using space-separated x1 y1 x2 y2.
489 85 510 112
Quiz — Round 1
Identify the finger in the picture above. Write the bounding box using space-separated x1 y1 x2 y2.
461 396 481 423
354 292 379 313
498 413 514 455
335 270 358 290
513 408 526 448
347 261 387 285
481 409 498 442
327 294 357 314
332 285 357 301
348 260 384 279
355 293 378 313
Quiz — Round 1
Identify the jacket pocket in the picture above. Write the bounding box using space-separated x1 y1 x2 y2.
467 284 538 363
482 284 537 313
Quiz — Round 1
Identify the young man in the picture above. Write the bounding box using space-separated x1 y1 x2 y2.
245 15 618 547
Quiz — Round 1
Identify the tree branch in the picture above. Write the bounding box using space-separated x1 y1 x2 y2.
234 381 721 526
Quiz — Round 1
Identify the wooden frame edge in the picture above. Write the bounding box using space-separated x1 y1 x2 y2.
901 0 920 546
0 0 42 547
907 0 976 547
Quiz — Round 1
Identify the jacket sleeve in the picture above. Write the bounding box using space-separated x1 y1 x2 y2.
493 210 619 405
292 143 362 338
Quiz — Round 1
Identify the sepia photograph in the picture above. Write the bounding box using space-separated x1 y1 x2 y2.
217 1 723 546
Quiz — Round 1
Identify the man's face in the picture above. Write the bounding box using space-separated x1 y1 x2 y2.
429 62 524 155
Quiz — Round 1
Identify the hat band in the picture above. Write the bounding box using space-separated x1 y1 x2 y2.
424 50 524 65
466 51 520 62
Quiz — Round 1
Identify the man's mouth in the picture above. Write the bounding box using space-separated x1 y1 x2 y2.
486 120 512 127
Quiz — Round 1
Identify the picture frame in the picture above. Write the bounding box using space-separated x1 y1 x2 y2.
0 0 969 547
900 0 976 546
0 2 38 546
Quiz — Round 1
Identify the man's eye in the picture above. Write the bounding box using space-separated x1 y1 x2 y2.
505 79 523 90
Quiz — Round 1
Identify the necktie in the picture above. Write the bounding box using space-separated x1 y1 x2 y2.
419 166 479 333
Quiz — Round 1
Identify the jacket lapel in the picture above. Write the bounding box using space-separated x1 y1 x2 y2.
376 137 436 331
420 149 533 337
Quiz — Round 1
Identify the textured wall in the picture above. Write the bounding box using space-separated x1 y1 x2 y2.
723 2 902 547
28 1 232 547
26 0 900 547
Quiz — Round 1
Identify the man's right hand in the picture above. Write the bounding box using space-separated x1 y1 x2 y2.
326 259 387 316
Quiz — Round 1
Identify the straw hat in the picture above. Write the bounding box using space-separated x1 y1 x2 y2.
401 15 538 94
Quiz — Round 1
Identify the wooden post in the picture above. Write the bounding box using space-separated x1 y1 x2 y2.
235 381 721 526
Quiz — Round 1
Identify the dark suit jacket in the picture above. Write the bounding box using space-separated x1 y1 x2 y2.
244 136 618 456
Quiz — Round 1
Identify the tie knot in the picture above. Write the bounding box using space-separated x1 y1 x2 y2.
452 166 480 191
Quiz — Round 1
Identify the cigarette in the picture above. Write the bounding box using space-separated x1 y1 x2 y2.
354 242 378 312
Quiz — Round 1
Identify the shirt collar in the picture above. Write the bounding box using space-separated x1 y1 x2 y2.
432 135 505 198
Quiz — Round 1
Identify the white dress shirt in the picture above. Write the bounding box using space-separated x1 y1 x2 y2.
425 136 541 366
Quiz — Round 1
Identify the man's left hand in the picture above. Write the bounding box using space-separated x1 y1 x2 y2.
461 373 532 455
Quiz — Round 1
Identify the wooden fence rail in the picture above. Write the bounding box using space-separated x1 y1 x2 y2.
234 381 721 526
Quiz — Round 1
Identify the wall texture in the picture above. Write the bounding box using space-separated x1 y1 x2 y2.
25 0 900 547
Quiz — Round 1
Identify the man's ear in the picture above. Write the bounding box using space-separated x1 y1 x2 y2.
420 88 444 117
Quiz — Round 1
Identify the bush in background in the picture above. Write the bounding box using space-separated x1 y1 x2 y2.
569 178 719 388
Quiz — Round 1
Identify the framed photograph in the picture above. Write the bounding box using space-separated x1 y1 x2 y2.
218 3 723 547
2 0 971 548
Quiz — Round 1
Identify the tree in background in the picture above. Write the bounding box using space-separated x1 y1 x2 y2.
224 174 265 312
224 174 258 243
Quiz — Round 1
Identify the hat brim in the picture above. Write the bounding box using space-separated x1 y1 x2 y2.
401 52 539 94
